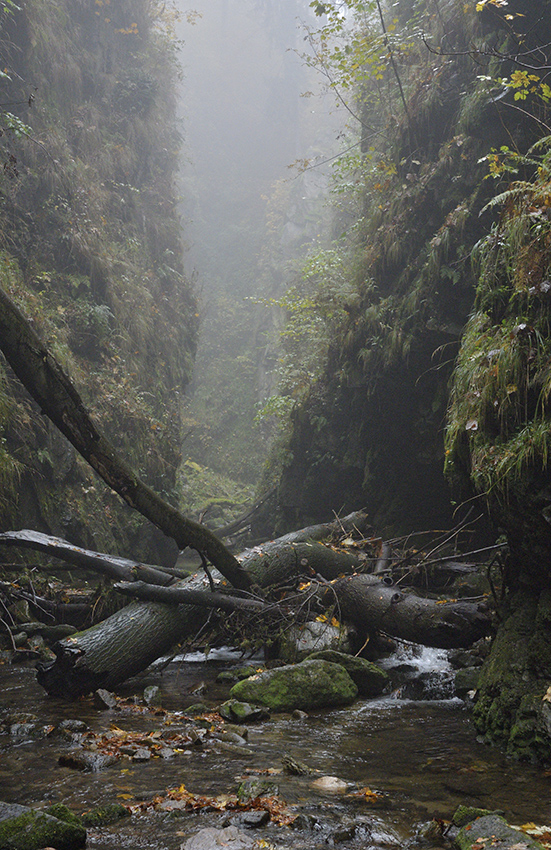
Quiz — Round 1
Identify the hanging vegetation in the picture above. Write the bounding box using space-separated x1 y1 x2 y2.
0 0 197 562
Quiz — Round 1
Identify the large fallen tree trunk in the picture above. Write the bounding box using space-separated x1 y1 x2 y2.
0 286 251 591
34 543 492 698
38 593 206 698
330 574 491 648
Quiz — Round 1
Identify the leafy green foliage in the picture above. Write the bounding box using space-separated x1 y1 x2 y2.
256 246 358 425
446 137 551 501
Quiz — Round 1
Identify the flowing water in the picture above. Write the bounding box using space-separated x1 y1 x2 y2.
1 647 550 850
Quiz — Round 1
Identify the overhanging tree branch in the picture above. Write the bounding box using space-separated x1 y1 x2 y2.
0 286 252 591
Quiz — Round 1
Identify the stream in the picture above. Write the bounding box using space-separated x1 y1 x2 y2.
1 646 550 850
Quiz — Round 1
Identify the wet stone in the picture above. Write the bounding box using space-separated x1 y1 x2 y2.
236 778 279 802
159 747 175 759
132 747 151 762
218 700 269 722
93 688 117 710
58 720 88 733
237 810 270 828
143 685 162 707
185 703 209 716
455 815 546 850
182 825 258 850
305 650 389 696
0 801 86 850
290 813 319 831
58 749 119 771
331 822 356 843
212 730 248 746
9 722 38 738
79 803 130 828
310 776 348 794
229 660 358 712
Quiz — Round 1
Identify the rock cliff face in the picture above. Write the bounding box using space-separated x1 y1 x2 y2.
0 0 197 562
272 0 551 538
271 0 551 760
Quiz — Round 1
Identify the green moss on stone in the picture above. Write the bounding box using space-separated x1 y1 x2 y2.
0 806 86 850
80 804 130 828
230 659 358 712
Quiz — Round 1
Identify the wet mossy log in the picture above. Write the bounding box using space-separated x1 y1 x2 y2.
36 571 211 699
331 574 492 648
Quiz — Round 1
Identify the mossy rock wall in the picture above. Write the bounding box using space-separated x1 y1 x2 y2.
266 0 541 538
473 591 551 762
0 0 197 562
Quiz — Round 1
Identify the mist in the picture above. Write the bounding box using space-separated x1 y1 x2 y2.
174 0 341 502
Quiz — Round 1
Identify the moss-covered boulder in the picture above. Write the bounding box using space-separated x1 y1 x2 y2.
0 802 86 850
229 659 358 711
80 803 130 828
305 650 388 696
455 815 545 850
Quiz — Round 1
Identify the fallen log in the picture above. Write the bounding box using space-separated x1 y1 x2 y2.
240 538 367 586
330 574 492 648
0 530 176 587
0 285 251 591
114 580 267 613
35 516 369 697
36 570 213 698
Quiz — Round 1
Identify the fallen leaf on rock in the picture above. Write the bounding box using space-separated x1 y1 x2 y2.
129 783 296 826
345 786 383 802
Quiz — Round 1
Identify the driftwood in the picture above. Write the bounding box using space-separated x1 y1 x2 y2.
330 574 491 648
0 285 251 591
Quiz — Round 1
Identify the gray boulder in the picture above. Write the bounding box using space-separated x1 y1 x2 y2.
455 815 545 850
182 825 257 850
279 621 351 662
229 659 358 711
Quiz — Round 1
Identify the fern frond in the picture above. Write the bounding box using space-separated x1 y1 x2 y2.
479 182 534 216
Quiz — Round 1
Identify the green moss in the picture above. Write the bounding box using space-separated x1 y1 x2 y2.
43 805 82 828
230 660 358 712
0 808 86 850
80 804 130 828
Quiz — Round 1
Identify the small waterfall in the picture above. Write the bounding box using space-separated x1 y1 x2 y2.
379 642 455 701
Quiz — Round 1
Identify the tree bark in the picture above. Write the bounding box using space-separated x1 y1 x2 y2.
37 595 206 698
0 286 251 591
239 538 367 586
331 574 492 648
114 579 267 613
0 530 176 586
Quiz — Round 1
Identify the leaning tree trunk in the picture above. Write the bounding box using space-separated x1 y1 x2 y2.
331 574 492 648
0 286 251 591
